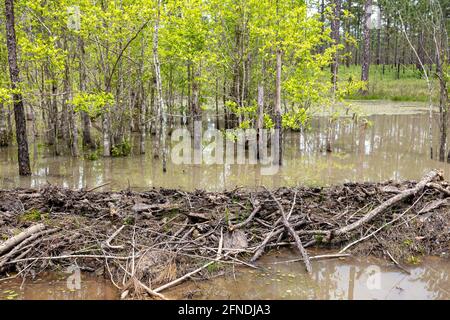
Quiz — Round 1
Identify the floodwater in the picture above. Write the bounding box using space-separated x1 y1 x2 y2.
0 250 448 300
0 272 118 300
165 250 450 300
1 100 449 300
0 100 449 191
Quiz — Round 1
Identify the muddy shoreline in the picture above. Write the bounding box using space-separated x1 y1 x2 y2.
0 170 449 299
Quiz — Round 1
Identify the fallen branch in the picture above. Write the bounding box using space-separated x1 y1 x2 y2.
135 278 168 300
339 192 425 253
334 170 441 237
266 188 312 275
229 205 261 231
0 224 46 256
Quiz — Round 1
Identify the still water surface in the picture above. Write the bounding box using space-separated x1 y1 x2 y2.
0 101 448 300
0 101 449 191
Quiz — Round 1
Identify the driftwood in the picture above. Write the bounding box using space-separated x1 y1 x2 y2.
0 223 46 256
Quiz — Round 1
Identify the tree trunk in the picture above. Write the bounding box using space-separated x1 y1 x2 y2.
78 36 93 148
4 0 31 175
274 49 282 165
257 79 264 161
0 102 9 147
153 0 167 171
360 0 372 95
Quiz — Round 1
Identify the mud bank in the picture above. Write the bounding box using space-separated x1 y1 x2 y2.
0 170 448 299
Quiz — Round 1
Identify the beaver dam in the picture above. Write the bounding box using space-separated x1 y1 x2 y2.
0 170 449 300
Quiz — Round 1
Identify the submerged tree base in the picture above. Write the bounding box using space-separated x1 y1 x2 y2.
0 171 449 299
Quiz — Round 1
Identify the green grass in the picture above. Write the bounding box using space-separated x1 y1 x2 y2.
340 64 439 102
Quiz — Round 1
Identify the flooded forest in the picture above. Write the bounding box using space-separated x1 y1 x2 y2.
0 0 449 301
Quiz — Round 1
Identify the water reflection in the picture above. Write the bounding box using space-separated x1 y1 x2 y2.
1 109 450 191
165 250 450 300
0 273 118 300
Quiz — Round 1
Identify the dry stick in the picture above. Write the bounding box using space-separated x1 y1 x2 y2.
250 219 306 263
229 205 261 231
385 250 411 275
250 191 298 262
339 191 426 254
0 223 46 256
5 253 137 264
216 227 223 259
85 182 111 192
266 188 312 275
154 231 228 293
105 225 126 249
334 170 441 237
153 252 231 293
269 253 351 265
135 278 168 300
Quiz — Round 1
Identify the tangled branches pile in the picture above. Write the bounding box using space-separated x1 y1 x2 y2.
0 170 448 299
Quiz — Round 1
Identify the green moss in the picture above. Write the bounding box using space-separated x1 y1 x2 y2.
206 262 222 273
19 209 48 222
123 216 135 225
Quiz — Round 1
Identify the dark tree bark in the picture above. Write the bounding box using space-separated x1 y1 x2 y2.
4 0 31 175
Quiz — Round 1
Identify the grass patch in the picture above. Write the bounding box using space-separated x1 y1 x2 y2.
340 65 439 102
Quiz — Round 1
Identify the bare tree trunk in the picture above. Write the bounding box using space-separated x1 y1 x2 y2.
78 37 93 148
327 0 341 152
0 102 9 147
257 77 264 161
102 113 111 157
360 0 372 95
274 49 282 165
4 0 31 175
139 85 146 154
153 0 167 172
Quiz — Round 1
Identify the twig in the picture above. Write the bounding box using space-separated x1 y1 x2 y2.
105 225 126 249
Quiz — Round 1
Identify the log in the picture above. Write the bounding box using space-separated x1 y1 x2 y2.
0 223 46 256
334 170 442 237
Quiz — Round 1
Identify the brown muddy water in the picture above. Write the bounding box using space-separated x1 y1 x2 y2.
0 250 448 300
0 100 449 300
0 100 449 191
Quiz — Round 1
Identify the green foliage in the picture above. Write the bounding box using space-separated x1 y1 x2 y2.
85 150 99 161
282 108 309 131
263 114 274 130
72 92 114 119
111 139 132 157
